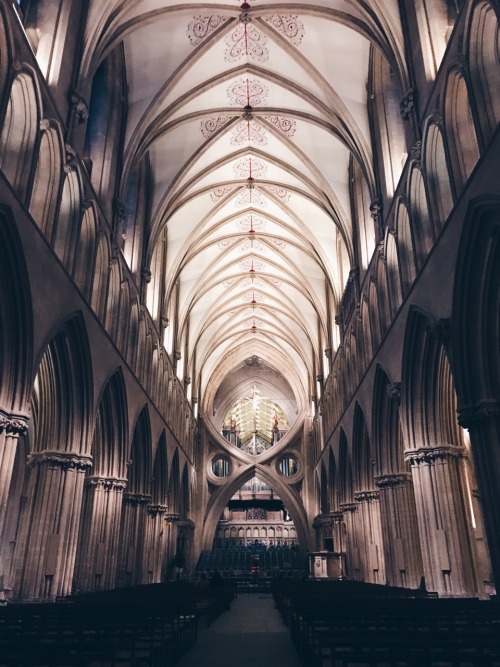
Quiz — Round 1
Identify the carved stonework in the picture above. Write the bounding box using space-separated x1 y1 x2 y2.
28 450 93 471
374 472 411 489
324 347 333 362
410 140 422 162
174 350 182 362
329 511 344 522
165 513 180 523
400 89 417 120
84 476 128 491
147 504 168 517
70 90 89 124
354 490 380 502
386 381 401 404
0 409 29 435
370 199 382 224
405 445 466 467
458 399 500 428
123 492 152 506
109 245 120 266
141 268 152 284
113 199 126 222
160 316 169 329
339 503 358 514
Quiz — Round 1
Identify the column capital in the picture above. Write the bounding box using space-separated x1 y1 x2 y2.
375 472 411 489
404 444 465 467
123 492 152 506
328 511 344 522
458 399 500 428
165 512 180 523
354 490 380 503
312 513 332 528
28 450 92 471
339 503 358 513
0 408 29 435
84 475 128 491
147 504 168 517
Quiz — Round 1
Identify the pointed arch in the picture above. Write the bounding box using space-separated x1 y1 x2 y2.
127 406 152 495
408 166 434 267
0 69 40 199
105 260 121 341
152 431 168 507
445 71 480 190
91 234 110 322
467 2 500 141
384 229 403 318
73 203 98 299
423 122 454 230
338 428 353 505
373 365 405 476
0 207 33 410
29 120 64 238
169 448 180 514
352 402 375 492
395 199 417 295
53 168 82 270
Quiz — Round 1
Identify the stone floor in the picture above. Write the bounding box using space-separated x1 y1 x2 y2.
176 593 301 666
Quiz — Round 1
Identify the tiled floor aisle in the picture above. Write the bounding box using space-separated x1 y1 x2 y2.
176 593 301 666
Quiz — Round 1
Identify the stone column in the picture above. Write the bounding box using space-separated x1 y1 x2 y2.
329 510 347 579
13 450 92 601
75 476 127 592
0 410 28 541
458 402 500 592
144 504 168 584
375 472 423 589
164 514 179 582
353 490 386 585
339 503 363 581
115 492 151 588
405 445 478 596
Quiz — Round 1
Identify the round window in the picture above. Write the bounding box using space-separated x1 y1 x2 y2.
212 457 230 478
278 457 298 477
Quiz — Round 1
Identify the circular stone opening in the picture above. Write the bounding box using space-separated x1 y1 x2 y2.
212 456 231 478
278 456 298 477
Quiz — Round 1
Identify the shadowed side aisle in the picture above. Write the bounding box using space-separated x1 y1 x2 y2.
176 593 301 667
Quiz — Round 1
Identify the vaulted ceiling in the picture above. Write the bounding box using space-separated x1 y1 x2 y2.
83 1 407 419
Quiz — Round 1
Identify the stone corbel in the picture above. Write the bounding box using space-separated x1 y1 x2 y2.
458 399 500 428
0 408 29 435
374 472 411 489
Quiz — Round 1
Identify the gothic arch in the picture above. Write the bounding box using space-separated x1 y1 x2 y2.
73 203 98 300
29 120 64 238
445 70 480 190
337 428 353 505
352 402 375 492
75 369 128 592
13 314 93 600
372 365 405 476
200 464 310 551
0 68 41 199
423 121 454 230
408 166 434 268
394 199 417 296
0 207 33 411
53 167 82 270
91 233 110 322
0 6 12 99
467 2 500 141
384 229 403 319
328 446 337 511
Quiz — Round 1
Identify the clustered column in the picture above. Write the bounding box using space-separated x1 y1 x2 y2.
115 492 151 587
339 503 363 581
353 490 385 584
144 504 168 584
14 450 92 601
76 476 127 591
375 472 423 589
405 445 478 596
0 410 28 545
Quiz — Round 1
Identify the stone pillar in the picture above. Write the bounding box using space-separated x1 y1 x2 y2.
14 450 92 601
330 510 347 579
353 490 386 585
339 503 363 581
375 472 424 589
75 476 127 592
405 445 478 596
115 492 151 588
458 402 500 593
164 514 179 582
144 504 168 584
0 410 28 541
